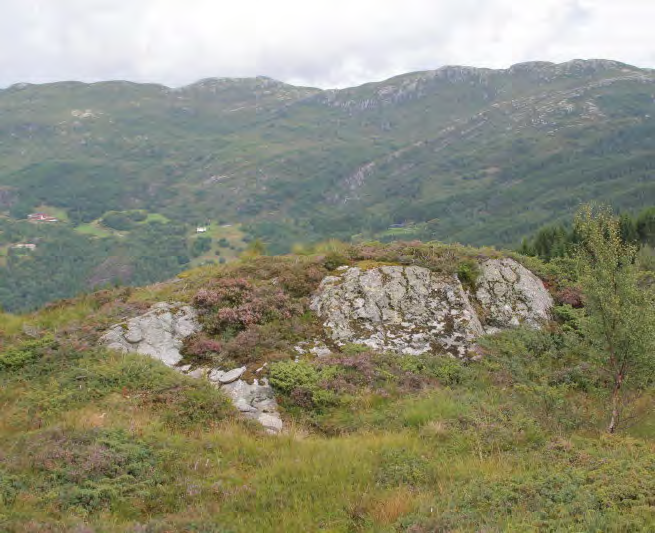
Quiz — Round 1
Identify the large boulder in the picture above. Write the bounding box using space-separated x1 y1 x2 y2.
310 259 553 358
310 265 484 358
476 258 554 333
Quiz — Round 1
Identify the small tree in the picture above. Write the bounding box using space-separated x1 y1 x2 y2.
574 204 655 433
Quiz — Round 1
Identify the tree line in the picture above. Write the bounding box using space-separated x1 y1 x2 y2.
519 206 655 261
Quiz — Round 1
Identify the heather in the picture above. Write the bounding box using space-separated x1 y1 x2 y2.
1 237 654 532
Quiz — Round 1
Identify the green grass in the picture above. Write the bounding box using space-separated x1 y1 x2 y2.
142 213 169 224
75 221 115 238
1 245 654 531
1 331 654 532
31 204 70 222
189 222 247 267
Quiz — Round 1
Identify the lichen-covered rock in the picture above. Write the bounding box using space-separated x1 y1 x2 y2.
100 302 199 366
476 258 554 332
310 266 484 358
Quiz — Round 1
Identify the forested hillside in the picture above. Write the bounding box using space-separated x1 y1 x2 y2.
1 58 655 311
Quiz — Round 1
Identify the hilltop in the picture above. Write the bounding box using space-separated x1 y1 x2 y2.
1 58 655 311
1 236 655 531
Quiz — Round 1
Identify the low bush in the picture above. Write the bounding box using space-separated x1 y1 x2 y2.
0 337 56 372
376 448 431 488
18 428 163 514
194 277 302 335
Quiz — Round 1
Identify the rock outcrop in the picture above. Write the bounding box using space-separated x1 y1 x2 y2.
476 259 554 333
100 257 551 428
310 265 484 358
100 302 283 433
101 302 199 366
310 259 553 358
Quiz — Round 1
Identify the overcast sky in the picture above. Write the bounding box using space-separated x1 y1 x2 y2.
1 0 654 89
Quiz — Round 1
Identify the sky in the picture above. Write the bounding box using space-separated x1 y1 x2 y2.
1 0 654 89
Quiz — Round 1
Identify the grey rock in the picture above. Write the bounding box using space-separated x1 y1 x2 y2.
100 302 199 366
208 369 226 382
187 368 206 379
310 261 553 358
476 258 554 332
311 266 484 358
220 378 283 433
219 366 246 384
258 413 284 433
294 340 333 358
101 303 283 433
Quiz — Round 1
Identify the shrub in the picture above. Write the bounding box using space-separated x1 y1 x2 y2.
399 355 470 386
269 360 340 410
323 251 349 271
0 469 23 506
193 278 301 335
180 333 223 363
457 259 480 289
376 448 430 488
0 337 56 372
24 428 163 513
156 384 234 430
277 264 327 298
269 360 321 394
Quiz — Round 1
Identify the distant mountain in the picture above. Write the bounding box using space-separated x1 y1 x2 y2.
1 59 654 251
1 59 655 313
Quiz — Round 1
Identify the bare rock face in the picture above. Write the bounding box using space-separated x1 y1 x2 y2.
476 259 554 333
101 302 199 366
101 302 283 433
310 266 484 358
310 260 553 358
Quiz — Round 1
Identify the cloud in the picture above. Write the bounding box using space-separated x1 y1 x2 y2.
0 0 653 89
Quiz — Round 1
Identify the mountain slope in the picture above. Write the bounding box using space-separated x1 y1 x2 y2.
1 59 654 310
1 59 654 243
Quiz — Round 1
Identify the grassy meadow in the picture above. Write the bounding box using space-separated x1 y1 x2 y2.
1 242 654 532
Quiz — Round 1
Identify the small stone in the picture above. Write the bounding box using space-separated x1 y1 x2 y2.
187 368 205 379
219 366 247 384
258 413 283 433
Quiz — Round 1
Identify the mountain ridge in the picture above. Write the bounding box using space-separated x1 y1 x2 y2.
1 58 651 93
1 57 654 311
